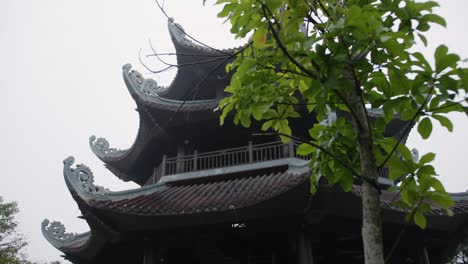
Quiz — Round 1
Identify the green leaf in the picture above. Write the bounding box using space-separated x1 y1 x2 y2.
253 25 267 49
338 169 353 192
239 109 251 128
217 3 235 18
261 120 274 131
429 177 445 192
278 119 292 142
424 14 446 27
458 68 468 92
418 165 436 177
435 45 460 73
251 103 271 120
432 114 453 132
425 192 454 208
418 33 427 46
297 143 315 156
418 117 433 139
414 212 427 229
419 152 435 165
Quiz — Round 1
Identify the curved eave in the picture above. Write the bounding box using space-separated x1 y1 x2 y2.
89 107 164 184
41 220 106 263
159 18 240 100
122 63 220 112
167 17 242 56
89 63 221 168
62 156 468 234
63 156 309 230
41 219 91 251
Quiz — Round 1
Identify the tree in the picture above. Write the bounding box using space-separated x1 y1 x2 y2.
214 0 468 263
0 197 28 264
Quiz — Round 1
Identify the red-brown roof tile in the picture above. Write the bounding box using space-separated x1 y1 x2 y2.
88 171 307 215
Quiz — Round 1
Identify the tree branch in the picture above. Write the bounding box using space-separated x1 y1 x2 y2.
258 2 319 80
378 84 436 169
253 132 358 172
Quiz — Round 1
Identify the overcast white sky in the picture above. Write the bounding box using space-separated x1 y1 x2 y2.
0 0 467 262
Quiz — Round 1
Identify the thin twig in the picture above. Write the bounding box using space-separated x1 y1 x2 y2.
139 48 175 73
378 84 436 169
258 1 319 80
252 132 365 179
154 0 234 57
384 199 424 263
164 57 231 125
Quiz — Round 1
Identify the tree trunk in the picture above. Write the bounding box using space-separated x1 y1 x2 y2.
347 88 385 264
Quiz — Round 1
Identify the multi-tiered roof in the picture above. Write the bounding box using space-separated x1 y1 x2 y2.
42 19 468 264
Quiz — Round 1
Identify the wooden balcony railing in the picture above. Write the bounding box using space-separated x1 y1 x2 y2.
144 140 392 186
144 140 311 185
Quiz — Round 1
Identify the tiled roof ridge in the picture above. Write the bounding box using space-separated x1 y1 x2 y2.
85 170 308 216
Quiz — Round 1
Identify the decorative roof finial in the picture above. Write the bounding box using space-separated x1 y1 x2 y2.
167 18 213 52
121 64 166 98
41 219 76 248
63 156 109 196
89 135 125 159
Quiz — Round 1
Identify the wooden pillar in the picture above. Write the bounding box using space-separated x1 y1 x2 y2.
248 141 253 163
176 144 185 173
421 247 430 264
288 140 295 158
193 150 198 171
143 245 155 264
161 155 166 176
297 232 314 264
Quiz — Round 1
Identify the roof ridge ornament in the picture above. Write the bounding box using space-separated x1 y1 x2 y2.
63 156 110 196
41 219 76 248
89 135 126 159
122 64 219 111
167 18 211 51
123 64 167 98
167 18 244 53
167 17 222 52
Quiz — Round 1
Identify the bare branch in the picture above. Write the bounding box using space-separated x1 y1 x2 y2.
154 0 235 57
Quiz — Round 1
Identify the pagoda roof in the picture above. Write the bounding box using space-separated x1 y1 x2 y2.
60 156 468 220
60 156 309 219
43 156 468 262
41 220 105 263
87 19 412 186
88 19 243 185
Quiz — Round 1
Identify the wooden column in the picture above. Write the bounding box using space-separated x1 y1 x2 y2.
248 141 253 163
143 245 155 264
161 155 166 176
176 144 185 173
288 140 295 158
421 247 431 264
297 232 314 264
193 150 198 170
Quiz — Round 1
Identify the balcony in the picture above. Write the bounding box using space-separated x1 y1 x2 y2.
144 140 393 186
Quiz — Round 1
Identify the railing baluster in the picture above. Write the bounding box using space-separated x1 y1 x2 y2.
288 140 294 158
157 140 312 177
248 141 253 163
161 155 167 176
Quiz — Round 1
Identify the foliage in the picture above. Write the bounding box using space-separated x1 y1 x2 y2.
0 197 28 264
216 0 467 228
214 0 467 262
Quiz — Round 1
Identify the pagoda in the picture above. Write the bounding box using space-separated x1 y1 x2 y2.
42 19 468 264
